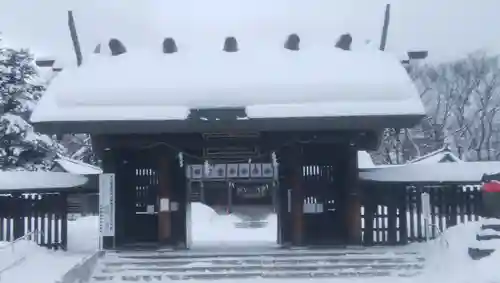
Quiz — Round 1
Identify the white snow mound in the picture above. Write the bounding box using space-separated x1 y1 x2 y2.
191 202 277 245
418 220 500 283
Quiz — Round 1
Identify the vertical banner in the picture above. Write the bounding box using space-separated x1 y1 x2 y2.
99 174 116 238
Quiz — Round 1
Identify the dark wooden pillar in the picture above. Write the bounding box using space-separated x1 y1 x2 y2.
170 149 188 248
346 147 362 245
60 192 68 250
398 188 409 244
277 147 292 246
363 185 375 245
157 149 172 244
12 193 24 240
387 185 398 244
289 145 304 246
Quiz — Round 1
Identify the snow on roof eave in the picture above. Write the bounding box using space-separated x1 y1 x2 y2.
32 112 424 135
360 162 500 183
408 146 462 164
357 151 376 169
55 157 103 175
0 172 89 191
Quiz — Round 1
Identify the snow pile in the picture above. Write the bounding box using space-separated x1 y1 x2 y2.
0 240 37 272
67 216 99 253
358 151 376 169
0 241 88 283
191 202 277 245
417 220 500 283
0 216 98 283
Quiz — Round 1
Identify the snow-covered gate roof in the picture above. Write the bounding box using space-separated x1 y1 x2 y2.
31 42 425 134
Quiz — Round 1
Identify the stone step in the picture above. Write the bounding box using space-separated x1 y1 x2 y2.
92 248 425 281
107 249 421 261
96 262 424 274
91 269 423 281
101 255 423 267
468 247 495 260
476 234 500 241
481 224 500 231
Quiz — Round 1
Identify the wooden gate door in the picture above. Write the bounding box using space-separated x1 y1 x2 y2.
303 165 346 245
122 151 159 245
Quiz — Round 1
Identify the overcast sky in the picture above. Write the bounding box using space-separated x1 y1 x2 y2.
1 0 499 67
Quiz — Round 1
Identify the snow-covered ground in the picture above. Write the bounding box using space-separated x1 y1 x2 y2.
193 203 500 282
415 221 500 283
1 203 500 283
0 215 99 283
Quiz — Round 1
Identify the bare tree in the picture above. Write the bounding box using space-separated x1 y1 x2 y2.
442 53 500 160
408 64 454 155
373 62 440 164
373 53 500 164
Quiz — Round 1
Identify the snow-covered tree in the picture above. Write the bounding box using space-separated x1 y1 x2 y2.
60 133 98 165
0 42 65 171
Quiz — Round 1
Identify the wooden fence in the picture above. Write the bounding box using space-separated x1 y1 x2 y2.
0 193 68 248
361 183 482 245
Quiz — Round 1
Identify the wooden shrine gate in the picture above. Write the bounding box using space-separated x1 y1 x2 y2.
98 132 364 249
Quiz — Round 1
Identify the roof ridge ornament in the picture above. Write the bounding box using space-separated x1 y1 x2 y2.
163 37 178 54
109 38 127 56
284 33 300 51
223 36 238 52
335 33 352 51
93 44 101 54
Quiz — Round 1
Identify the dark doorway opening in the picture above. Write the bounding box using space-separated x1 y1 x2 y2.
185 166 279 249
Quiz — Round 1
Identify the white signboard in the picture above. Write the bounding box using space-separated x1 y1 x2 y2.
421 192 431 218
99 174 115 237
160 198 170 212
421 192 431 241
